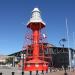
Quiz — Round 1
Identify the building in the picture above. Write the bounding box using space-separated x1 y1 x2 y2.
8 43 75 68
0 55 7 64
0 55 19 67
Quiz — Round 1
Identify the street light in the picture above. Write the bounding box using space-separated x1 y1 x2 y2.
59 38 67 47
59 38 68 75
22 50 24 75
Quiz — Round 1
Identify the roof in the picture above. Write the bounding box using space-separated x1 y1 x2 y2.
27 8 45 25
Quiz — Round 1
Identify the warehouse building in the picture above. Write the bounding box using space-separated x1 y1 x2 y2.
8 43 75 68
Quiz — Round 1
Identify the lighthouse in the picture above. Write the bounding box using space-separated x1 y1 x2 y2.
24 8 48 72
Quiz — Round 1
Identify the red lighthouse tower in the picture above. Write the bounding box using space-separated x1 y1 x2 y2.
24 8 48 72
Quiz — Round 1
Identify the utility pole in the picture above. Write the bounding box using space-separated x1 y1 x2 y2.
22 50 24 75
59 38 67 75
65 18 71 71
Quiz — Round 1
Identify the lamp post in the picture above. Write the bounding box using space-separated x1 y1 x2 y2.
59 38 67 75
22 50 24 75
59 38 67 47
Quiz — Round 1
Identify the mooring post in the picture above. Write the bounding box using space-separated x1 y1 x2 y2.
64 67 68 75
50 67 52 72
41 70 44 75
12 72 15 75
36 70 39 75
0 72 2 75
22 71 24 75
46 69 48 73
30 71 32 75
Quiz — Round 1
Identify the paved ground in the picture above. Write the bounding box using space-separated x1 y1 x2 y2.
0 66 75 75
47 71 75 75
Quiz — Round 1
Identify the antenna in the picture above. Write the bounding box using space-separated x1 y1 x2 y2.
66 18 69 48
65 18 71 70
73 32 75 49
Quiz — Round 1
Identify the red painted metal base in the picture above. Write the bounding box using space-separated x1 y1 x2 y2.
24 59 48 71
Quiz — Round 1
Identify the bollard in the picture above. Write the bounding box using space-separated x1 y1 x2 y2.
30 71 32 75
41 70 44 75
64 72 68 75
46 69 48 73
12 72 15 75
36 70 39 75
50 68 52 72
22 71 24 75
0 72 2 75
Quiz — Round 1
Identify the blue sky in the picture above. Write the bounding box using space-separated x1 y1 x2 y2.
0 0 75 55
